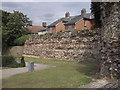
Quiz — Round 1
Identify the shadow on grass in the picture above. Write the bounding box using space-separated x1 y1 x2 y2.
75 38 101 78
76 61 100 77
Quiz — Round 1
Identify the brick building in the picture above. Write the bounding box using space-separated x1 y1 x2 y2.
48 8 95 33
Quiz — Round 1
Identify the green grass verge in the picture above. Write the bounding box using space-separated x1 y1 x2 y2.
3 57 98 88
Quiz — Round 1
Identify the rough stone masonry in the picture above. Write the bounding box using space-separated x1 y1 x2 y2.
99 2 120 79
23 30 100 62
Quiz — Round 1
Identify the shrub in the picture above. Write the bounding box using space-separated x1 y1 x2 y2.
2 55 16 67
44 32 53 36
7 62 20 68
13 35 38 46
2 55 26 68
59 30 63 32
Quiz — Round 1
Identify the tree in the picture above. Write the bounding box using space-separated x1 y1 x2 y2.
1 10 10 50
6 11 31 45
1 10 10 30
91 2 101 28
1 10 31 48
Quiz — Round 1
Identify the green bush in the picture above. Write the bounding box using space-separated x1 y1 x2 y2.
2 55 16 67
7 62 20 68
13 35 38 46
44 32 53 36
2 55 26 68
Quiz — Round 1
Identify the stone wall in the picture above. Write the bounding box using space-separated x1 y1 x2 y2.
24 30 100 62
3 46 24 56
100 2 120 41
99 2 120 78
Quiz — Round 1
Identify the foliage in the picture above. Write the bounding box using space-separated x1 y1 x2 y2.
1 10 10 30
44 32 53 35
2 55 16 67
2 55 26 68
7 62 21 68
1 9 31 49
59 30 63 32
1 10 10 50
13 35 38 46
91 2 101 28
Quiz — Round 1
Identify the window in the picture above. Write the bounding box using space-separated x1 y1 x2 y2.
84 20 87 27
50 27 53 32
68 25 72 31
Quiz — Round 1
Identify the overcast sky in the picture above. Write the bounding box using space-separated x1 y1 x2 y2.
2 2 91 26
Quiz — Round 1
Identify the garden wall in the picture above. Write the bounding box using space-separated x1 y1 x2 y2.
23 30 100 62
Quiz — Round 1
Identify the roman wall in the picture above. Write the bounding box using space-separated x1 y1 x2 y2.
24 30 100 62
99 2 120 78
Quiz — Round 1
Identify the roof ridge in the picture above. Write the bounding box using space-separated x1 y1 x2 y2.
48 12 94 27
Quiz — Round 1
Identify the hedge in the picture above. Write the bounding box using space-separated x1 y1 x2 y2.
13 35 38 46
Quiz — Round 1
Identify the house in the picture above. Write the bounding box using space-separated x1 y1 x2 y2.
26 22 48 35
47 8 94 33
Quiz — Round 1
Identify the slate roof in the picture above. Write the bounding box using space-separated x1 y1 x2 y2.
48 17 73 27
66 15 82 25
48 13 94 26
83 13 94 19
66 13 94 25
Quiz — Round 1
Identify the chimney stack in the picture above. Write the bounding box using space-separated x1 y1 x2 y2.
65 12 70 17
81 8 86 16
42 22 47 28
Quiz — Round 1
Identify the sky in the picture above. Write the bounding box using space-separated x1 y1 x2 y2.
1 2 91 26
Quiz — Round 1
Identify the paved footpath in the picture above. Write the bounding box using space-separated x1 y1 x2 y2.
1 62 50 79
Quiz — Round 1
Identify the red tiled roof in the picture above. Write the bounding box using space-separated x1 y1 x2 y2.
26 25 45 33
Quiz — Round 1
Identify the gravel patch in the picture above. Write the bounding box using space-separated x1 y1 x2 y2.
101 80 119 89
82 79 109 88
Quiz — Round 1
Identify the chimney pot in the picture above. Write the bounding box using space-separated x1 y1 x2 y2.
81 8 86 16
42 22 47 27
65 12 70 17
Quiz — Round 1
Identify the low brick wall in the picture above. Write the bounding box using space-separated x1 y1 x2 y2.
24 30 100 62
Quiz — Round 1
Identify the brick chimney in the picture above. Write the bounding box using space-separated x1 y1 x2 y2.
42 22 47 28
81 8 86 16
65 12 70 17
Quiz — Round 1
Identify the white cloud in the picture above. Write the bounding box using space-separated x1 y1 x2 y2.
2 0 91 2
32 17 42 25
2 2 91 25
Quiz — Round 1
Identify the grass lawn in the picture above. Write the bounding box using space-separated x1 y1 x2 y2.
3 57 99 88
